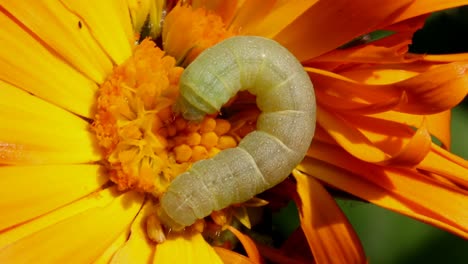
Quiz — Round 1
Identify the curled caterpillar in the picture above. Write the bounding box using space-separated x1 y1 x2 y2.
159 36 316 229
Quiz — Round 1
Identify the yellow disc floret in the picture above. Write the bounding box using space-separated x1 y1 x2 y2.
92 38 241 198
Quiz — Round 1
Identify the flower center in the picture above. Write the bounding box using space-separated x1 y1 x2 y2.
92 38 242 198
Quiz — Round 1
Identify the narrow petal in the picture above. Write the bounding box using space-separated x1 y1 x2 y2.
0 190 144 263
0 187 116 248
0 10 97 117
1 0 113 84
273 0 413 61
394 62 468 114
338 114 432 167
316 107 390 164
370 110 452 149
59 0 133 65
293 169 366 264
391 0 468 23
418 144 468 188
154 233 223 264
0 164 107 231
94 231 129 264
226 226 262 263
110 200 156 264
214 247 254 264
303 141 468 237
0 81 101 164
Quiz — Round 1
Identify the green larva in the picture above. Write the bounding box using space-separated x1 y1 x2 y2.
159 36 316 229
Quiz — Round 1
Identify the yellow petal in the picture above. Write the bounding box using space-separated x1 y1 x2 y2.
0 11 97 117
154 233 222 264
226 226 262 263
94 230 129 264
293 169 366 263
0 190 144 263
0 81 101 164
1 0 113 84
60 0 133 65
0 164 107 231
110 200 156 264
0 187 116 248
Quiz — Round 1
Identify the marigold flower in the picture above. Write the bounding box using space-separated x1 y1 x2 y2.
0 1 467 263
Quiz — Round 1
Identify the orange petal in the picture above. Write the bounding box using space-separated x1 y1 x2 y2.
0 164 107 231
0 11 97 117
214 247 255 264
370 110 452 149
192 0 240 25
154 233 223 264
226 225 262 263
60 0 133 65
391 0 468 24
338 114 432 167
418 144 468 188
273 0 413 61
237 0 318 38
1 0 113 84
292 169 366 263
110 200 156 264
316 107 390 164
0 190 144 263
303 141 468 237
394 62 468 114
0 81 101 164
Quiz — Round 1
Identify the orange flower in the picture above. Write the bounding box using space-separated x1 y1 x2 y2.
0 1 467 263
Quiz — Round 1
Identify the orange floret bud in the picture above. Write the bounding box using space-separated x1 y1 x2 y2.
201 131 219 149
186 132 202 146
192 145 208 161
213 119 231 136
174 144 192 163
217 135 237 149
200 117 217 133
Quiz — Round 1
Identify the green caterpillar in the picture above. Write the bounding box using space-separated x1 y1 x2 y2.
159 36 316 229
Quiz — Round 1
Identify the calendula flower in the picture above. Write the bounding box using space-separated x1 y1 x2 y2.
0 1 467 264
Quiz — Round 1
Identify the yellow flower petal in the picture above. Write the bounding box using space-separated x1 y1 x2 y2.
1 0 113 84
293 169 366 264
0 11 97 117
0 190 144 263
95 230 129 264
60 0 133 65
0 81 101 164
154 233 222 264
0 187 116 249
0 164 107 231
110 200 156 264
